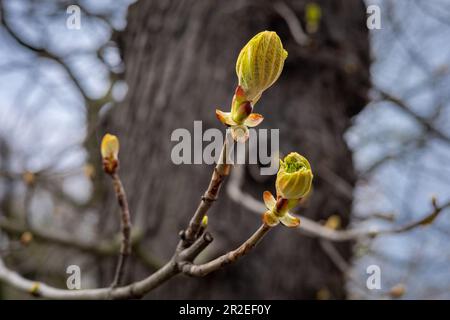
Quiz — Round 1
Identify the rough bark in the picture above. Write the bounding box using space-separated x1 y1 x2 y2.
101 0 370 299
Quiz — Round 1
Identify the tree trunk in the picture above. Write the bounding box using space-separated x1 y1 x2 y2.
101 0 370 299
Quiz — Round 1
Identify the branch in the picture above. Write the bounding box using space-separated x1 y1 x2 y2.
180 224 271 277
273 1 309 46
110 173 132 287
0 218 161 270
0 1 88 102
182 131 232 243
0 131 242 299
376 89 450 144
227 165 450 241
319 239 376 299
0 256 178 299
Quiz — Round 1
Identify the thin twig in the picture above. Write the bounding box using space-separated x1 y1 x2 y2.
0 218 163 269
376 88 450 144
110 173 132 287
180 224 271 277
227 165 450 241
0 256 178 300
183 130 232 243
273 1 309 46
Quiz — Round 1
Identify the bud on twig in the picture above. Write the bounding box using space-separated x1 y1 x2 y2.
101 133 119 174
201 215 208 228
262 152 313 228
20 231 33 246
389 283 406 299
22 171 35 186
236 31 288 104
276 152 313 200
216 31 287 142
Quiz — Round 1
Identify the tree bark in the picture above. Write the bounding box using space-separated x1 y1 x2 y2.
102 0 370 299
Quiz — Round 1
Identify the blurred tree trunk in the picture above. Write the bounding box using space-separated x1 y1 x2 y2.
101 0 370 299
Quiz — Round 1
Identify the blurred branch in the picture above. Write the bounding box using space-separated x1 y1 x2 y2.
413 0 450 27
319 239 371 298
0 217 161 270
273 1 309 46
227 165 450 241
376 88 450 144
360 136 427 178
0 255 179 299
0 132 273 299
0 0 90 103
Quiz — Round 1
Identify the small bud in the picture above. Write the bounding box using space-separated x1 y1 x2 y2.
305 2 322 34
83 163 95 180
101 133 119 160
276 152 313 199
324 215 341 230
316 287 331 300
22 171 35 186
20 231 33 246
101 133 119 174
389 284 406 299
236 31 288 104
29 282 40 296
201 215 208 228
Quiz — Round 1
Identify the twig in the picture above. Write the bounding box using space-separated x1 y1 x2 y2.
319 240 375 299
273 1 310 46
180 224 271 277
0 256 178 300
0 218 163 269
183 131 232 243
227 165 450 241
376 88 450 144
110 173 132 287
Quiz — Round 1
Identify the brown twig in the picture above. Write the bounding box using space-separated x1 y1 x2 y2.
273 1 309 46
180 224 271 277
0 256 178 300
376 88 450 144
110 173 132 287
183 131 232 243
227 165 450 241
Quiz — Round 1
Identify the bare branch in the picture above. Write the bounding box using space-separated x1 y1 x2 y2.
180 224 271 277
183 131 232 243
376 88 450 144
273 1 309 46
0 218 161 270
227 165 450 241
109 173 132 287
0 0 90 103
0 132 255 299
0 256 178 299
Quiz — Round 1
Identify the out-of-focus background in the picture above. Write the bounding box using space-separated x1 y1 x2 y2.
0 0 449 299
